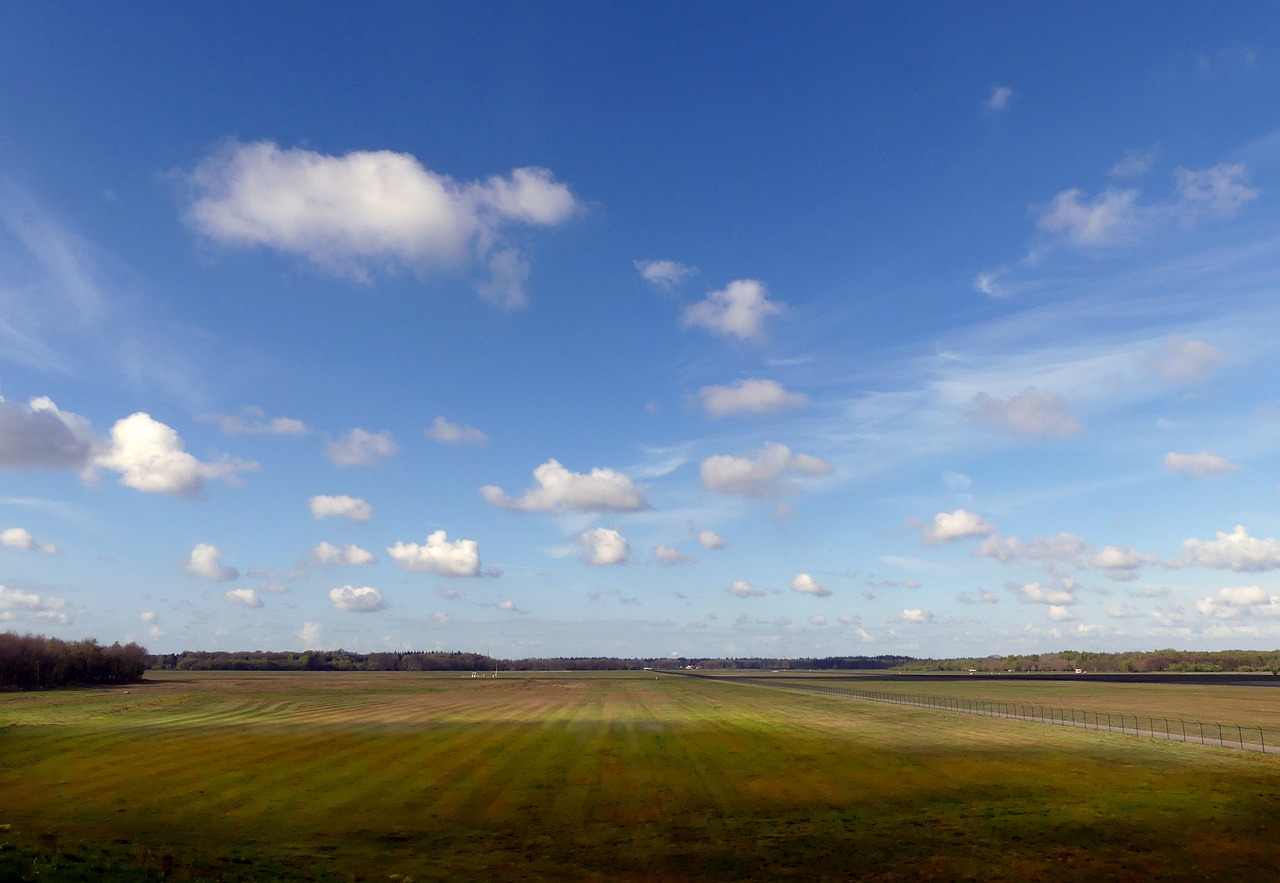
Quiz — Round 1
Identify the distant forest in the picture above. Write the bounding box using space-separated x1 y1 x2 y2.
148 648 1280 674
0 632 148 689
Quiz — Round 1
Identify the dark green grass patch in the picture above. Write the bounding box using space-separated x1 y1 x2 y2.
2 672 1278 881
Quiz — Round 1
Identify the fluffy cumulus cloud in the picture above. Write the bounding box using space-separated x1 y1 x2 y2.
635 259 695 289
185 543 238 582
1180 525 1280 572
920 509 996 545
976 533 1090 568
222 588 263 608
680 279 784 342
309 542 376 566
1145 338 1225 383
1164 451 1241 478
426 416 488 446
700 442 833 497
1091 545 1156 580
481 459 648 513
94 412 255 497
654 544 696 566
198 406 310 436
1012 581 1076 606
576 527 629 566
329 585 385 612
386 530 481 576
1194 586 1280 620
185 141 579 308
897 608 933 623
0 527 57 554
0 584 69 623
697 379 808 418
0 396 96 470
967 388 1081 437
308 494 373 522
1037 188 1143 247
789 573 830 597
696 530 729 550
325 429 398 466
299 621 324 647
728 580 765 598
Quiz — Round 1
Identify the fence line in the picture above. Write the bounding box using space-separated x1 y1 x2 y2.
714 676 1276 754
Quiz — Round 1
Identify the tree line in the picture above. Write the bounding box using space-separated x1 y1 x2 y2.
0 632 148 690
901 648 1280 674
147 650 916 672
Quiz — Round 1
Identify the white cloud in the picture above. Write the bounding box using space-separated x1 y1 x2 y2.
308 494 373 522
1091 545 1156 580
635 259 695 289
1194 586 1280 620
1046 605 1074 622
0 584 69 623
1145 337 1224 383
985 85 1013 111
498 599 518 612
198 406 309 436
967 388 1082 437
325 429 398 466
0 396 96 471
426 416 488 446
185 543 238 582
654 544 696 566
696 530 729 550
1164 451 1241 478
138 610 158 624
481 459 648 513
1110 147 1158 178
1180 525 1280 572
1013 581 1076 606
0 527 57 554
576 528 629 566
386 530 481 576
809 614 828 627
697 379 808 418
920 509 996 545
897 608 932 623
94 412 255 497
700 442 833 497
977 533 1090 567
1174 163 1257 219
973 269 1009 299
329 585 385 612
433 611 451 625
727 580 765 598
1037 188 1143 247
299 621 324 646
789 573 830 597
222 588 263 608
680 279 784 342
309 542 376 567
185 141 579 308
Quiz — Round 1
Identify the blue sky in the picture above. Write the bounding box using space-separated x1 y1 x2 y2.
3 3 1280 658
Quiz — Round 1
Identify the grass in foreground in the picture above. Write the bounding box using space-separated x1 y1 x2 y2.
2 671 1278 881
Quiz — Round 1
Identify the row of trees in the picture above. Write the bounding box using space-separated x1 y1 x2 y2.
147 650 918 672
903 649 1280 674
0 632 148 690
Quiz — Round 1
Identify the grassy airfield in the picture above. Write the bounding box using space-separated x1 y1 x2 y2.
2 670 1278 881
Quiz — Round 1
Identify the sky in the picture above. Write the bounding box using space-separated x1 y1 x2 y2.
2 3 1280 659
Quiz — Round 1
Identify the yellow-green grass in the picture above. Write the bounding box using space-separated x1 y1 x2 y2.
2 671 1278 881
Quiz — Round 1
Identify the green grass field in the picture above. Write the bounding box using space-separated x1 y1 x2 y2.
3 671 1278 881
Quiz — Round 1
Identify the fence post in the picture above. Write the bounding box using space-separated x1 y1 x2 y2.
1238 725 1243 750
1261 727 1266 753
1217 722 1223 747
